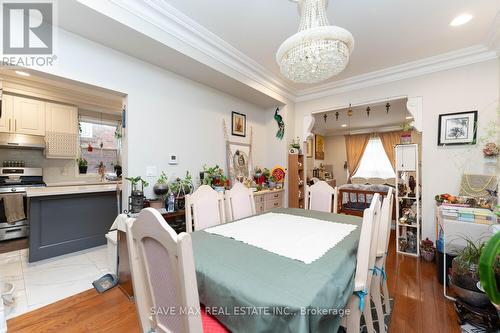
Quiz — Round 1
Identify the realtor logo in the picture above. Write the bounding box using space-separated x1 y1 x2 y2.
3 1 53 54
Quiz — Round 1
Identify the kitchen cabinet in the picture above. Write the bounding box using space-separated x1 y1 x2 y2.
12 96 46 136
0 95 45 136
45 102 78 134
0 95 13 133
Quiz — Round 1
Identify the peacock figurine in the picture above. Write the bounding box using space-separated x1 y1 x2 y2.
274 107 285 140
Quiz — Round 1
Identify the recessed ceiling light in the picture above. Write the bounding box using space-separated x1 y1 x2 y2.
406 116 414 120
341 124 348 128
450 14 473 27
15 70 30 77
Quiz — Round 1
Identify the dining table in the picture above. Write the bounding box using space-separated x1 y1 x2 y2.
191 208 362 333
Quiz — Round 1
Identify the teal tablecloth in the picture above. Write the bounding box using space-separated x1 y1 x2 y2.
191 208 361 333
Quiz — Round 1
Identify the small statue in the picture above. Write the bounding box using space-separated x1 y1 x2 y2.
408 175 416 197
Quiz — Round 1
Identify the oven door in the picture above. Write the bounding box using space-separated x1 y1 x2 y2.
0 192 29 240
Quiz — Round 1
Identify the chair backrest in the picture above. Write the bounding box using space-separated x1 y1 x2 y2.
354 193 381 291
225 182 256 221
306 181 338 213
185 185 225 232
128 208 202 333
377 188 394 257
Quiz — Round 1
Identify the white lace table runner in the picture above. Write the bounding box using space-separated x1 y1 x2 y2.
205 213 357 264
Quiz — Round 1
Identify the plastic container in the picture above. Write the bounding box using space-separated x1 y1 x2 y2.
105 230 118 275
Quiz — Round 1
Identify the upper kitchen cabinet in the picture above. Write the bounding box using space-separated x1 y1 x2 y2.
0 95 13 133
45 103 78 134
11 95 46 136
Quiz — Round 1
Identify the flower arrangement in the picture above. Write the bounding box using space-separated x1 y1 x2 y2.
202 165 229 189
482 142 499 158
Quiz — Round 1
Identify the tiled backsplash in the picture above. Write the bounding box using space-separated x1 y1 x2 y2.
0 148 100 184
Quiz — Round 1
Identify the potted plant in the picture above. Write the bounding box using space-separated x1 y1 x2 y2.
77 157 88 174
479 232 500 314
268 176 277 189
420 238 435 262
289 137 301 153
169 171 194 210
254 167 265 186
449 236 491 306
152 171 169 208
400 122 413 144
125 176 149 213
112 162 122 177
202 165 228 192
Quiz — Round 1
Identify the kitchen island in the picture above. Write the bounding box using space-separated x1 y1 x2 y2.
27 184 120 262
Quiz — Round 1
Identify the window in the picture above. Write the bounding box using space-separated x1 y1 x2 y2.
79 120 120 174
353 137 395 179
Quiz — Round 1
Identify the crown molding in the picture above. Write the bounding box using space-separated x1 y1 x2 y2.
295 45 498 102
485 11 500 51
100 0 295 103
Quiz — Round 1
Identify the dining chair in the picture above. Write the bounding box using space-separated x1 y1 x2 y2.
370 188 394 332
342 193 381 333
185 185 225 232
305 181 338 213
225 182 256 222
127 208 228 333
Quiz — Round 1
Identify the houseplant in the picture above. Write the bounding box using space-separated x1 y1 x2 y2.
202 165 228 192
400 121 413 144
77 157 88 174
125 176 149 213
479 232 500 312
450 236 491 306
169 171 194 210
153 171 169 198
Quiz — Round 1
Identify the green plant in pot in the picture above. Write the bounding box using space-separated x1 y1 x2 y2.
202 165 228 192
153 171 169 199
479 232 500 313
125 176 149 213
169 171 194 210
77 157 88 174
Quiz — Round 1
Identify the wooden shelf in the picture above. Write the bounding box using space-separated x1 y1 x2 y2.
288 154 305 208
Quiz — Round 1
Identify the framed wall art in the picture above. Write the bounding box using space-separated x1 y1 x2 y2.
438 110 477 146
306 138 313 158
231 111 246 137
315 134 325 160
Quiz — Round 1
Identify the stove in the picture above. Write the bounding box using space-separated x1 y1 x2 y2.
0 167 45 240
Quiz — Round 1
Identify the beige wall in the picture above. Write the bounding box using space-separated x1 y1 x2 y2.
324 135 348 185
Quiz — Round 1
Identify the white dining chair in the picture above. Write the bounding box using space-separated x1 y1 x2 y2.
225 182 256 222
370 188 394 331
185 185 225 232
342 193 381 333
127 208 228 333
306 181 338 213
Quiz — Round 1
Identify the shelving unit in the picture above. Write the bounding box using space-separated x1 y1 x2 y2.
395 144 421 257
288 153 305 209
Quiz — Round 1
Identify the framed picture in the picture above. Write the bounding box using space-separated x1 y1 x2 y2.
231 111 246 137
315 134 324 160
438 111 477 146
306 138 313 158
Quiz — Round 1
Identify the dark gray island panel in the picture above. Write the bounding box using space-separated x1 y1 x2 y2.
29 191 117 262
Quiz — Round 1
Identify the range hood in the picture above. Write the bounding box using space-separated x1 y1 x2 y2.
0 133 45 149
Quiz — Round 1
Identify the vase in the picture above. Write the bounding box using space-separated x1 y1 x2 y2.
79 165 87 174
400 132 412 144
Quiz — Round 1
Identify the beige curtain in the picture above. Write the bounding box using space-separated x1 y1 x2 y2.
379 131 403 169
344 133 370 178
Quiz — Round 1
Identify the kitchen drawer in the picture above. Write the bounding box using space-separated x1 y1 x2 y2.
264 198 282 210
264 191 283 202
254 194 265 204
256 203 265 213
0 225 29 240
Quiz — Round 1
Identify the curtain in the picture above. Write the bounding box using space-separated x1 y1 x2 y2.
344 133 370 178
379 131 403 169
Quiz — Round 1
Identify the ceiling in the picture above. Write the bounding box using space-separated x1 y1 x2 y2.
163 0 500 90
312 98 411 135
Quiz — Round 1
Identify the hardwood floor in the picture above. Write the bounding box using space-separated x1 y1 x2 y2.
7 232 460 333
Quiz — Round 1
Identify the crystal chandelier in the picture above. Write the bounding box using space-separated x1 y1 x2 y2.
276 0 354 84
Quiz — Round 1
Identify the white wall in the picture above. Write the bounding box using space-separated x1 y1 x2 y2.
295 59 500 241
27 28 292 199
324 135 348 185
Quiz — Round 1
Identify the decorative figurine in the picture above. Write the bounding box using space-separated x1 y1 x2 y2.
408 175 416 197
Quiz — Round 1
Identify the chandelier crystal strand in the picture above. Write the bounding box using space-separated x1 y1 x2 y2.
276 0 354 84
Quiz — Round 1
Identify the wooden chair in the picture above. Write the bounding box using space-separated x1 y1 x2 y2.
185 185 225 232
342 193 381 333
370 187 394 332
306 181 338 213
225 182 256 222
126 208 228 333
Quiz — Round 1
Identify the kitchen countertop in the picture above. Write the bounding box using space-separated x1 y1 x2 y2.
27 183 120 197
44 180 122 187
